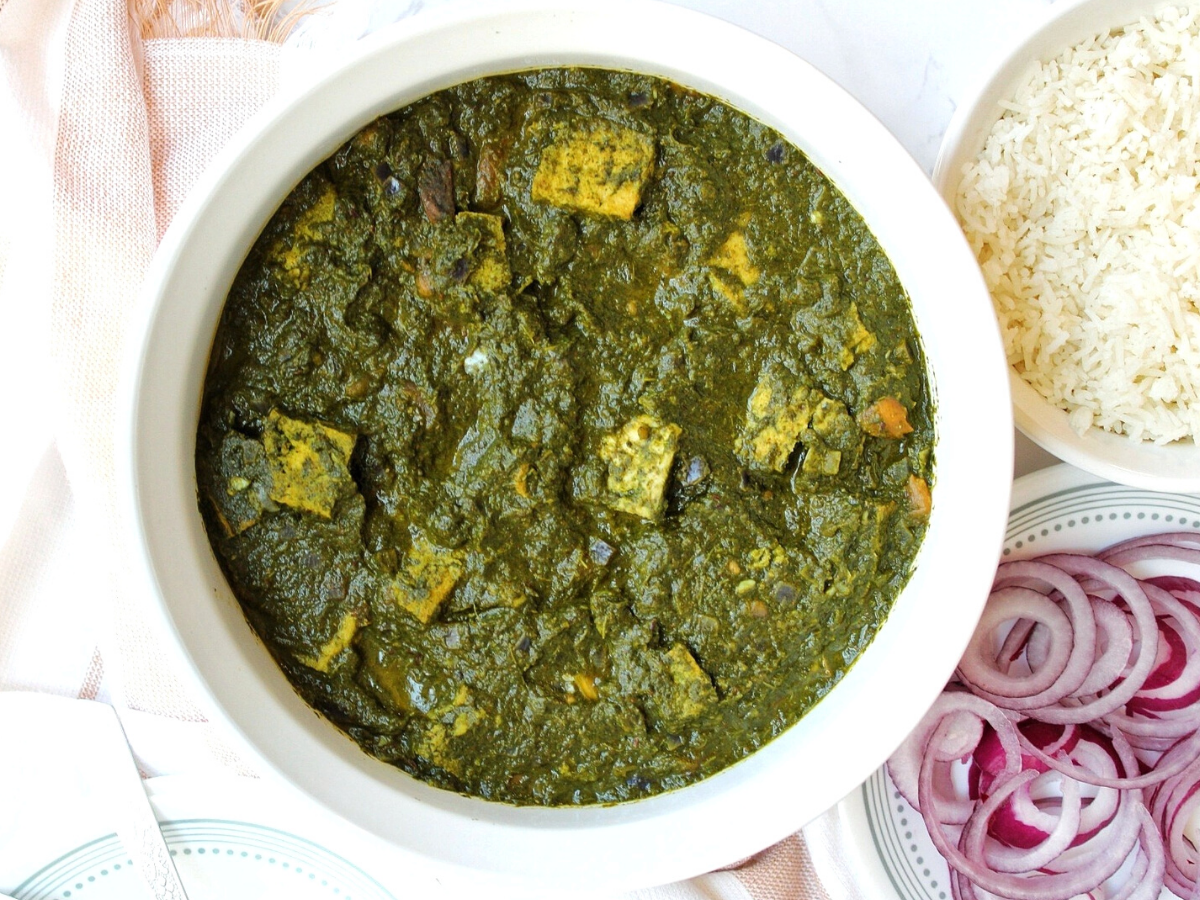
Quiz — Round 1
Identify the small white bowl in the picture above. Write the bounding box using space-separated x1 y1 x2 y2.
934 0 1200 493
119 0 1012 892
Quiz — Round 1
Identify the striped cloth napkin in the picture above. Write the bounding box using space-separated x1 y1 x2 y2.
0 0 837 896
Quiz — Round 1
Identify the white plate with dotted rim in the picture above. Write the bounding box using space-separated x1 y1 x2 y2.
5 775 443 900
803 461 1200 900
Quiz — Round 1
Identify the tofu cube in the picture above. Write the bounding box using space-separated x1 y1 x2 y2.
455 211 511 292
598 415 681 520
263 409 356 518
811 395 858 450
532 120 655 219
275 185 337 288
298 612 358 673
661 644 717 721
709 230 759 286
389 537 465 625
801 441 842 476
736 367 816 473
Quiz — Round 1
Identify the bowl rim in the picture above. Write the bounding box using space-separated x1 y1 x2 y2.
932 0 1200 494
117 0 1013 890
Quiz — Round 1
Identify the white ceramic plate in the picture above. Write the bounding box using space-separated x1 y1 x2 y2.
803 461 1200 900
933 0 1200 492
6 775 443 900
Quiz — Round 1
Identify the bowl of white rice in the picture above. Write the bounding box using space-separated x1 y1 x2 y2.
935 0 1200 491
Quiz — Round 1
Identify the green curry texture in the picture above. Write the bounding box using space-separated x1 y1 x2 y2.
196 68 935 806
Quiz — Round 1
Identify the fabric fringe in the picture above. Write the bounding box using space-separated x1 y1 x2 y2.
129 0 320 42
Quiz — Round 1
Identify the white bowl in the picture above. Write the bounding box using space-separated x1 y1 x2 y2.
119 0 1012 892
934 0 1200 493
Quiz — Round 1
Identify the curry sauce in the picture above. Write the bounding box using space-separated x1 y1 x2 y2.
196 68 934 805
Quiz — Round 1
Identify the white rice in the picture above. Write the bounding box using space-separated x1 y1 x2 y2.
957 6 1200 444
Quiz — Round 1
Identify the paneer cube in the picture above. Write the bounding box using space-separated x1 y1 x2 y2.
276 185 337 288
837 302 877 369
811 395 858 450
455 211 511 292
389 536 465 625
298 612 358 673
262 409 356 518
709 230 759 286
532 119 656 219
598 415 681 520
660 643 717 721
801 441 841 477
707 270 747 315
736 367 816 473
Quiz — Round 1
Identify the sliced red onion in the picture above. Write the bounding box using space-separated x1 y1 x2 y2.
1148 754 1200 897
973 721 1079 799
1104 543 1200 573
919 748 1136 900
997 617 1036 676
962 560 1098 711
1134 618 1188 695
958 586 1073 703
1101 532 1200 557
888 691 1020 824
895 532 1198 900
985 764 1118 854
1148 574 1200 598
1126 583 1200 716
1074 597 1134 697
1021 718 1200 791
1103 807 1166 900
976 772 1082 873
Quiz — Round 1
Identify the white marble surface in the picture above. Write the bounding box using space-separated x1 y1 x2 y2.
669 0 1061 478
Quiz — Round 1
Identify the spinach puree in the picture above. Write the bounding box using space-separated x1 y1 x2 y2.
196 67 934 806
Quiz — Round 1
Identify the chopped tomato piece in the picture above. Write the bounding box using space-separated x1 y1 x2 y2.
859 396 914 438
906 475 932 519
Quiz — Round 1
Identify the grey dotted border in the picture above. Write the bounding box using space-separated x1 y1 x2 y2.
57 861 131 900
864 767 947 900
55 847 357 900
891 790 945 900
1002 509 1200 555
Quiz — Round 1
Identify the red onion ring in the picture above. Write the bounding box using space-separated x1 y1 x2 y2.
1027 554 1158 724
971 560 1098 711
894 531 1200 900
888 690 1022 824
958 586 1073 702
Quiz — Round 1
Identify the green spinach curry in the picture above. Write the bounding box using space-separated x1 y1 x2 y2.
196 67 934 806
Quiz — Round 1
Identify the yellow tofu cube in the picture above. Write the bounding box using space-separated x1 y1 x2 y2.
598 415 681 520
707 270 747 315
801 442 841 476
389 537 465 625
662 644 717 721
455 211 511 292
709 230 760 286
262 410 356 518
276 185 337 288
736 368 816 473
298 612 358 673
532 120 656 219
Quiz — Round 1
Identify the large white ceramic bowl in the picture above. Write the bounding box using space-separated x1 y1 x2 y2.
119 0 1012 892
934 0 1200 493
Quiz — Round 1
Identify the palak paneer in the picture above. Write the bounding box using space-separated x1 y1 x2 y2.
195 67 934 806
